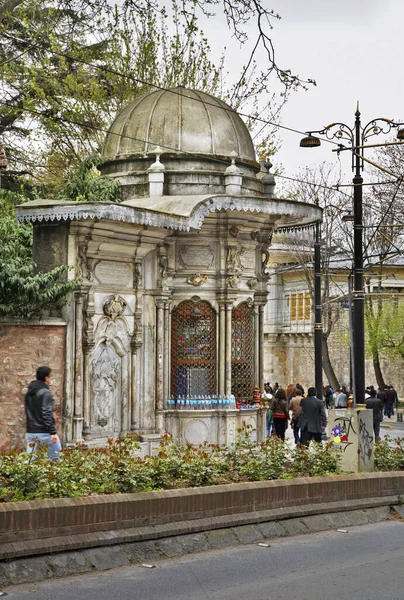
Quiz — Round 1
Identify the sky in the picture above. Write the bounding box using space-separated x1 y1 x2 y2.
203 0 404 190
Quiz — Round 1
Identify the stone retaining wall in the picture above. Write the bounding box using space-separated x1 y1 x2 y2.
1 472 403 561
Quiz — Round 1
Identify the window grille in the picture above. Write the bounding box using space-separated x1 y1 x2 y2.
231 302 254 404
171 300 216 398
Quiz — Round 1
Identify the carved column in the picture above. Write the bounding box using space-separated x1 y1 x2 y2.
163 301 170 407
130 341 137 431
254 305 259 387
156 300 164 413
259 304 265 391
73 294 84 441
82 348 91 440
82 292 94 441
225 302 232 396
219 303 225 395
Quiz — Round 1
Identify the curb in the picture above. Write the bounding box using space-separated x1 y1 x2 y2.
0 503 400 589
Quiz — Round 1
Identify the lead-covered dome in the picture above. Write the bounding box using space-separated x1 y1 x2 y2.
102 86 256 162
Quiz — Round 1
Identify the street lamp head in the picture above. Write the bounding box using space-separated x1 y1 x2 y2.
342 211 354 222
299 133 321 148
396 128 404 141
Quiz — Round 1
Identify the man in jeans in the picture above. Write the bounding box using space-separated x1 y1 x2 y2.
25 366 61 460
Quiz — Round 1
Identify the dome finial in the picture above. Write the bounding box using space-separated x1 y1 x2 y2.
225 151 242 176
148 146 165 172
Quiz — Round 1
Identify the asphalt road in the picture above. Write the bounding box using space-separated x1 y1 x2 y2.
4 521 404 600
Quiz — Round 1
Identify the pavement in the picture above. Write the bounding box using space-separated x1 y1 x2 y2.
4 520 404 600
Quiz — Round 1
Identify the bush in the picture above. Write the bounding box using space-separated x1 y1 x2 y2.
0 430 343 503
374 437 404 471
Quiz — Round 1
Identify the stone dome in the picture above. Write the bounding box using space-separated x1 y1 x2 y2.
102 86 256 163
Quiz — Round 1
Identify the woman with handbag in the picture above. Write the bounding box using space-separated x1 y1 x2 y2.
272 388 289 441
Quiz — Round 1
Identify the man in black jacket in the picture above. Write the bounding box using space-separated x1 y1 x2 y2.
299 387 327 446
25 366 61 460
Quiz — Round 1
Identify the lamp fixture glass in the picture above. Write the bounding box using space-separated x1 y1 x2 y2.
396 128 404 140
299 134 321 148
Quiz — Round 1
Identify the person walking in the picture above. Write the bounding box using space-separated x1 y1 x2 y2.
384 386 395 418
262 383 273 436
299 387 327 446
289 389 303 445
324 385 333 410
334 389 348 408
365 389 383 441
25 366 61 461
271 388 289 441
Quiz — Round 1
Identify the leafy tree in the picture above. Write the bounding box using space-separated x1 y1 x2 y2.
0 0 314 92
58 152 120 202
0 190 77 318
281 164 352 390
0 0 288 192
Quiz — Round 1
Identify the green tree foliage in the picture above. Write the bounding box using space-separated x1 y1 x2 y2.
58 152 120 202
0 0 285 192
0 190 77 318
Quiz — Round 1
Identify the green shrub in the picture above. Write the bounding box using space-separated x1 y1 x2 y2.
0 431 345 503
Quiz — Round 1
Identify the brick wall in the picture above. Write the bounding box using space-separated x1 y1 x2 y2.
0 472 403 560
0 322 65 452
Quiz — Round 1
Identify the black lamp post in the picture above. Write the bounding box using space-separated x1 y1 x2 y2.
300 106 402 407
314 211 323 401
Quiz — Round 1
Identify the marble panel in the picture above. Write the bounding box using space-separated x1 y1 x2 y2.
94 261 133 287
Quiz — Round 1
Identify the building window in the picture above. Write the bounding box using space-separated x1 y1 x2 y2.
288 292 311 321
231 302 254 404
171 299 216 398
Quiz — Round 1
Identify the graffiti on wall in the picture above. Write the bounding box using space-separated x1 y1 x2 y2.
359 417 373 463
331 414 356 453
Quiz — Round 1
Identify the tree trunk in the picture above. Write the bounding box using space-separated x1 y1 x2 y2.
372 350 385 390
322 334 340 391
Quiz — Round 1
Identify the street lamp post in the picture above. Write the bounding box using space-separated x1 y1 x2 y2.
314 200 323 401
300 106 402 407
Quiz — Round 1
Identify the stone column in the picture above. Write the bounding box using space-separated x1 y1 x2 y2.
259 304 265 391
254 305 259 386
156 301 164 411
73 294 84 441
225 302 232 396
130 342 137 431
82 347 91 440
219 303 225 395
163 302 170 407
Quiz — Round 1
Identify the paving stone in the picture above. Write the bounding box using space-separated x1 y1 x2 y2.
301 515 333 533
340 510 369 527
46 551 89 578
278 519 309 537
232 524 263 544
390 505 404 518
2 556 54 586
363 507 390 523
154 537 185 558
124 541 163 565
83 546 130 571
178 533 210 554
206 528 238 549
257 521 285 539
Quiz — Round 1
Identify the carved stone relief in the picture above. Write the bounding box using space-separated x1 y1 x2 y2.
187 273 208 286
239 248 256 270
247 278 257 290
227 275 240 289
89 298 132 435
226 246 243 273
178 245 215 269
103 295 127 320
94 261 133 287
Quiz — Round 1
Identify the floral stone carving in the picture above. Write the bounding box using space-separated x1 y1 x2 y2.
187 273 208 286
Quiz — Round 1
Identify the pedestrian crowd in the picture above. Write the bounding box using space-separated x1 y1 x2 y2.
262 380 400 445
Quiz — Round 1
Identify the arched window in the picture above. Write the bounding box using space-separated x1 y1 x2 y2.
171 300 216 399
232 302 254 404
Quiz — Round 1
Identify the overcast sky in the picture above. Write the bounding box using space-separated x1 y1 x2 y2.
205 0 404 189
